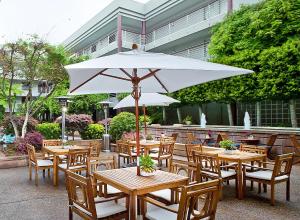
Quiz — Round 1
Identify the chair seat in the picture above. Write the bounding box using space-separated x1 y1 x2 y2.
149 148 159 153
202 170 236 179
58 155 67 160
146 204 178 220
150 153 172 160
58 163 86 170
74 200 127 219
149 189 172 202
245 170 289 181
36 159 53 167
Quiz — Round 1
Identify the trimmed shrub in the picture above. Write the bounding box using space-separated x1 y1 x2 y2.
2 115 38 135
17 131 43 154
139 115 152 125
80 124 105 140
109 112 136 141
36 123 61 139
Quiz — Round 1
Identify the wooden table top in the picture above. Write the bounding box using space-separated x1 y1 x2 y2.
93 167 188 195
43 145 87 155
202 146 265 162
129 140 160 147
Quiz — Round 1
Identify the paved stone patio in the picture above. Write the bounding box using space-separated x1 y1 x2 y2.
0 164 299 220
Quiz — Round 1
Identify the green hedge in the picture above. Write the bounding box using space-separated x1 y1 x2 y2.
109 112 136 141
36 123 61 139
80 124 105 140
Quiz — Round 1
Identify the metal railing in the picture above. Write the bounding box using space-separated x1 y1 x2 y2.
146 0 227 44
172 42 210 61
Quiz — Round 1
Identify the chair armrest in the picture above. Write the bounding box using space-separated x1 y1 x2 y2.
94 194 127 204
142 196 178 214
242 164 273 171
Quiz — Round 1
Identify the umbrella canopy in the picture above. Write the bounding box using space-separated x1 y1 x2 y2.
66 50 252 95
113 93 180 109
65 48 253 175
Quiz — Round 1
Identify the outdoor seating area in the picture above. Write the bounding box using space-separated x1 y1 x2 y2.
1 0 300 219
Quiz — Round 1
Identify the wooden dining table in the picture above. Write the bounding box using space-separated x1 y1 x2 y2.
201 146 266 199
93 167 188 220
129 140 160 155
42 145 87 186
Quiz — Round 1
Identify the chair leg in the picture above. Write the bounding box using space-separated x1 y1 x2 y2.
263 184 267 193
29 163 32 181
271 184 275 206
286 179 290 201
250 181 253 191
118 156 121 168
258 183 262 194
69 207 73 220
35 168 38 186
43 169 45 178
48 169 51 178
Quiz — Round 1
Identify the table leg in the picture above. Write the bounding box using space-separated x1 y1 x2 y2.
129 192 137 220
238 160 243 199
53 155 58 186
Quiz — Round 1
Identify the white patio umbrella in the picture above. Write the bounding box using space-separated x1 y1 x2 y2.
114 92 180 135
65 46 253 175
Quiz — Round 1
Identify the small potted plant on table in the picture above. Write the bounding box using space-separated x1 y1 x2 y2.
183 115 193 125
140 155 156 177
220 140 236 154
145 134 153 143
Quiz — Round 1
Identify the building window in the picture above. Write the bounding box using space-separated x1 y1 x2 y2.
21 82 30 90
91 44 97 53
108 33 116 44
38 81 52 93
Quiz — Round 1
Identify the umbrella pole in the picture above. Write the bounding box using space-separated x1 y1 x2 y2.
143 104 147 137
132 69 141 176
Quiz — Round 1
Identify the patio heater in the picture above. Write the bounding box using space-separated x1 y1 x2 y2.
56 96 70 143
100 101 112 152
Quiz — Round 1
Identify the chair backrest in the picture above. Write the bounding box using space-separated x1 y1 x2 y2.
67 148 90 172
267 134 277 146
42 139 62 147
290 135 300 149
186 133 196 144
171 133 179 142
117 140 132 156
159 139 175 157
185 144 202 162
193 151 220 179
65 170 97 218
27 144 37 164
177 179 222 220
240 144 267 156
272 153 294 180
89 140 102 157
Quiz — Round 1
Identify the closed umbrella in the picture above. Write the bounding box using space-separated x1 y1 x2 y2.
65 46 253 175
114 93 180 135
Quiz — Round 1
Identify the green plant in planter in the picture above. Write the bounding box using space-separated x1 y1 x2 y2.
109 112 136 141
183 115 192 125
36 123 61 139
80 124 105 140
145 134 153 141
219 140 235 150
139 115 152 125
139 155 155 173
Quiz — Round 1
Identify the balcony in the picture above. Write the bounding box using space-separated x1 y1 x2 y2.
145 0 227 50
172 42 210 61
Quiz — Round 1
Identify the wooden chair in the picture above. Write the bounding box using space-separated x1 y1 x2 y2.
186 132 196 144
58 148 91 177
150 139 175 168
147 161 197 205
290 135 300 157
214 132 230 147
89 141 102 173
185 144 202 163
27 144 53 186
42 139 63 159
258 134 277 159
117 140 137 168
171 133 178 142
66 170 129 220
192 151 238 198
141 179 222 220
243 153 294 205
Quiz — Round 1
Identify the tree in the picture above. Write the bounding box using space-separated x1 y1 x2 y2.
209 0 300 127
0 36 68 137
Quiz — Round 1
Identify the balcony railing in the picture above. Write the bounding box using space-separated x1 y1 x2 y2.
146 0 227 44
172 42 210 61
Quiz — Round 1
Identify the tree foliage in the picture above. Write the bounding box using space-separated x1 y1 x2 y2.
175 0 300 104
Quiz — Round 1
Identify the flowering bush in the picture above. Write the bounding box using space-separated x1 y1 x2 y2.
2 116 39 135
17 131 44 154
36 123 61 139
55 114 93 134
80 124 105 140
